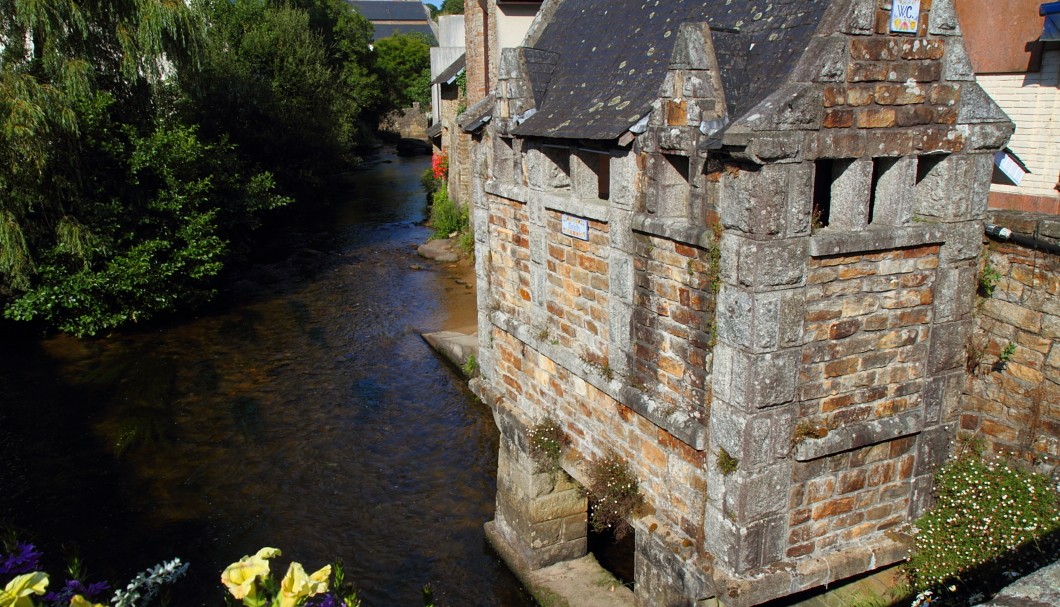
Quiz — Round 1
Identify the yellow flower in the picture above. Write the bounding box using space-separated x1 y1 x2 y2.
278 562 331 607
69 595 104 607
220 547 281 600
0 572 48 607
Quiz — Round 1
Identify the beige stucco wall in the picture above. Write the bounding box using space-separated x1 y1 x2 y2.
977 49 1060 199
496 4 537 50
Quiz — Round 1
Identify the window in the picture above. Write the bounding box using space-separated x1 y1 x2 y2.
572 150 611 201
648 154 690 217
539 145 571 190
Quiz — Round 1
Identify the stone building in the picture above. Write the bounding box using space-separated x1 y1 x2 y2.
463 0 1014 605
428 15 470 202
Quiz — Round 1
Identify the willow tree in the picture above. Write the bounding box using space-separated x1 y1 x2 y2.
0 0 200 280
0 0 287 335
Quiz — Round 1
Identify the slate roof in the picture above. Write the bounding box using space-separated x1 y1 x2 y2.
513 0 830 140
345 0 437 42
373 23 437 42
347 0 431 21
431 54 466 85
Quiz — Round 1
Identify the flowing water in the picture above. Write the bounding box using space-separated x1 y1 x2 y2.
0 153 533 606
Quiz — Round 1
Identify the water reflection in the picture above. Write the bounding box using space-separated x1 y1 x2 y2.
0 154 530 606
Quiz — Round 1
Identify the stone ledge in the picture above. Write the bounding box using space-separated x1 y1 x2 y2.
488 310 710 450
485 179 531 204
809 225 945 257
793 410 923 462
538 190 611 223
710 531 913 607
987 209 1060 248
486 521 636 607
632 214 716 248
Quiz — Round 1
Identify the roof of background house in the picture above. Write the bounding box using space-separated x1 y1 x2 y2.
346 0 438 42
347 0 431 21
373 23 437 42
432 54 467 85
513 0 831 140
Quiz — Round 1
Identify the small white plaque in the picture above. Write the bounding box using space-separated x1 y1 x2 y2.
890 0 921 34
561 214 589 241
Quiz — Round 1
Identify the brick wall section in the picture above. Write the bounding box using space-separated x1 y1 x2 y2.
489 327 709 548
632 234 715 419
962 213 1060 466
544 211 610 364
800 245 938 430
818 3 969 157
488 199 531 324
463 0 488 101
786 245 938 558
787 437 915 559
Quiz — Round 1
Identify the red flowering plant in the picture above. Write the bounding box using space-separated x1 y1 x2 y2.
431 151 448 181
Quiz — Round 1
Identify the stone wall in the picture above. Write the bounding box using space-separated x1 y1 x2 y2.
961 211 1060 466
384 102 428 140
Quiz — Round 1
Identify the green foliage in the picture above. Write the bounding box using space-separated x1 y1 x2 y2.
373 33 432 109
584 452 644 539
461 354 478 377
0 0 387 335
906 452 1060 593
999 342 1016 363
428 184 468 239
181 0 375 194
978 262 1002 297
5 121 288 336
439 0 465 15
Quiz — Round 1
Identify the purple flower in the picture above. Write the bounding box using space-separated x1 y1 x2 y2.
44 578 111 604
0 543 42 576
306 592 343 607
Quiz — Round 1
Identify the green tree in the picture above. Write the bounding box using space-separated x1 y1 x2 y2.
182 0 383 193
373 32 432 109
439 0 464 15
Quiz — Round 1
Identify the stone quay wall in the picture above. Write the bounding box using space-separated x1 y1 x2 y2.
961 211 1060 467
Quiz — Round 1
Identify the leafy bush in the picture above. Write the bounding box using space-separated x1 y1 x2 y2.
428 184 468 240
906 451 1060 600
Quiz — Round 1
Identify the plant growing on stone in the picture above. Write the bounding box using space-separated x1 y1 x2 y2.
716 447 739 476
790 421 829 450
461 354 478 377
527 416 568 474
998 342 1016 364
978 262 1001 297
904 451 1060 603
584 452 644 539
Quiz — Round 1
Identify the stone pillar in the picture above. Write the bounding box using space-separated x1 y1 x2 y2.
485 409 588 571
706 161 812 574
912 152 994 517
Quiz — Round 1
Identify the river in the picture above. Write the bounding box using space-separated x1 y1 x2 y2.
0 153 533 606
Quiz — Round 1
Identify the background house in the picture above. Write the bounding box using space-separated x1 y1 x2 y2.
956 0 1060 214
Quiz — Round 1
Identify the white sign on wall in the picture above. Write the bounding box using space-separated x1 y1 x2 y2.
890 0 921 34
561 214 589 241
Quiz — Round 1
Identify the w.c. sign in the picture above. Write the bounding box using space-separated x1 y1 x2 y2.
890 0 921 33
